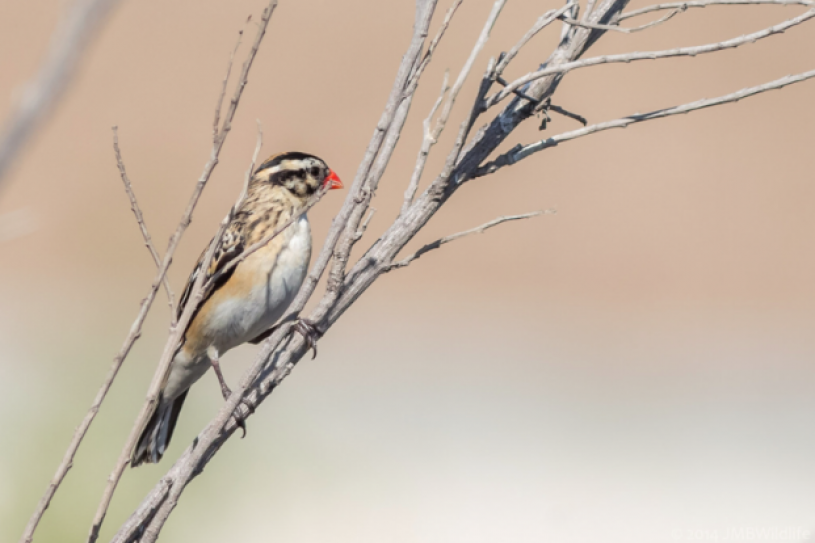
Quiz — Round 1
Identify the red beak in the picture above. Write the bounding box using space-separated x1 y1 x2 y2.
323 169 343 190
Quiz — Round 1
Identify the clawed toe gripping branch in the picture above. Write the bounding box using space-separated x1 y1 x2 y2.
18 0 815 542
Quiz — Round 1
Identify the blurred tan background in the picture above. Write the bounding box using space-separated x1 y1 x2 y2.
1 0 814 542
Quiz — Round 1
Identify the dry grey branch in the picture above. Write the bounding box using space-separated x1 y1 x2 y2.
561 6 685 33
83 3 280 542
477 68 815 177
387 211 549 271
411 0 463 87
435 0 510 191
486 6 815 108
0 0 124 192
354 207 377 241
112 127 176 317
213 27 247 141
441 0 506 126
398 0 468 215
619 0 813 20
402 70 449 214
495 4 575 76
326 0 441 296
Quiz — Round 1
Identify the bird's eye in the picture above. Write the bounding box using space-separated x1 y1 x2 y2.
309 166 320 178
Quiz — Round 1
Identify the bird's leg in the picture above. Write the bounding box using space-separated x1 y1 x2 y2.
207 346 233 400
206 346 251 438
294 318 323 359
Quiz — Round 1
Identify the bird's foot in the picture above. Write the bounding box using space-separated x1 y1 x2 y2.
229 397 255 438
294 318 323 359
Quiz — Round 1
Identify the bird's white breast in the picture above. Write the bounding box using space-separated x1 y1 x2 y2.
207 214 312 352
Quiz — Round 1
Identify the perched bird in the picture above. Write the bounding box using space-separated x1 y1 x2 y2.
131 152 343 467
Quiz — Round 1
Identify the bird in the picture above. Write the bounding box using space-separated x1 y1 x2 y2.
131 151 343 467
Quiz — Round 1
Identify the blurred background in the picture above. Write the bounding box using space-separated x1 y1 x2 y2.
1 0 814 542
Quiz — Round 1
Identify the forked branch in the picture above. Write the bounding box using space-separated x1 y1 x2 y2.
486 7 815 107
112 127 176 317
477 68 815 177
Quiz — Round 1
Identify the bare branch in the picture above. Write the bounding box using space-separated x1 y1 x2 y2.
485 7 815 108
354 207 377 241
213 27 247 141
85 3 280 542
560 6 685 33
327 0 441 292
112 127 176 317
402 70 449 214
432 0 509 192
0 0 124 192
559 0 581 42
584 0 601 21
477 68 815 177
409 0 463 88
237 120 263 206
387 211 549 271
396 1 471 216
495 4 575 76
620 0 813 20
440 0 506 141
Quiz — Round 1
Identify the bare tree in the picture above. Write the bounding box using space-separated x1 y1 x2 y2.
17 0 814 541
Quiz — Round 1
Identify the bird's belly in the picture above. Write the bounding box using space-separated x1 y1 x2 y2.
202 217 311 352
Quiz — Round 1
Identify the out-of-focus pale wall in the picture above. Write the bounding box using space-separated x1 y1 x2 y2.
1 1 814 542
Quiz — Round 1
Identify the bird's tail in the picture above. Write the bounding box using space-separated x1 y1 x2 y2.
130 390 188 467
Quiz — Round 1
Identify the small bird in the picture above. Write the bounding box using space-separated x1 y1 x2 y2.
131 151 342 466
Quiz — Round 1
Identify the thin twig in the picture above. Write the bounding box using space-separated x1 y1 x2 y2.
236 120 263 206
326 0 442 293
396 1 464 217
560 6 685 33
354 207 377 241
477 68 815 177
213 27 246 141
387 211 549 271
408 0 463 89
439 0 506 143
112 127 176 318
495 4 573 76
0 0 124 192
402 70 449 214
485 7 815 108
548 103 588 126
620 0 813 20
435 0 508 189
85 3 279 543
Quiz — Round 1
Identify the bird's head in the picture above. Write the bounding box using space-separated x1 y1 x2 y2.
252 152 343 200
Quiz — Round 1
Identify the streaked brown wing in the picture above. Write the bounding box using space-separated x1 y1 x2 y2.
176 221 245 322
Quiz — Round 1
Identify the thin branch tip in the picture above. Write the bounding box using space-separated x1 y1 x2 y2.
388 211 548 271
